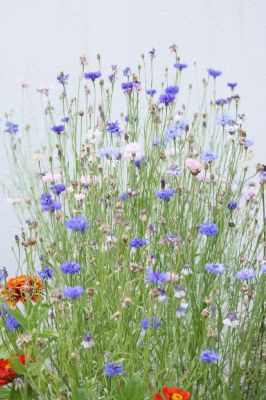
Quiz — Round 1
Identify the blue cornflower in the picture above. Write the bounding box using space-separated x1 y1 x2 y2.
259 170 266 181
227 200 238 210
201 150 219 162
207 68 222 78
51 125 65 134
50 184 67 196
149 48 156 59
37 265 53 280
227 82 237 89
62 285 84 299
200 349 220 363
135 157 146 169
164 123 184 141
106 121 121 136
205 263 225 275
216 114 235 126
123 67 131 77
121 82 134 92
57 73 69 85
260 263 266 273
165 85 179 95
167 165 181 177
174 62 188 71
140 317 162 331
176 302 189 318
244 139 254 149
120 192 127 201
130 238 148 248
5 313 20 332
156 188 176 200
96 147 121 159
84 71 101 81
103 362 124 378
66 216 90 233
61 116 69 123
215 98 228 106
60 261 81 274
199 222 219 237
0 267 7 282
5 121 19 134
145 269 168 284
147 89 157 96
152 138 161 146
159 93 176 105
235 269 255 281
40 193 62 212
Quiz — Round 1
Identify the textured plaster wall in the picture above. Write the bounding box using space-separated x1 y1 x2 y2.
0 0 265 270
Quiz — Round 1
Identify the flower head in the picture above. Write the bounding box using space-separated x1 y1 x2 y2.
174 62 188 71
0 356 25 386
200 349 220 363
40 193 62 212
207 68 222 78
84 71 101 81
156 188 176 200
81 333 94 349
205 263 225 275
97 146 121 159
4 121 19 134
103 361 124 378
227 82 237 89
106 121 121 136
140 316 162 331
60 261 81 274
201 150 218 162
62 286 84 299
37 265 53 280
66 216 90 233
124 142 143 160
165 85 179 95
50 184 67 196
130 238 148 248
5 313 20 332
147 89 157 96
223 312 239 328
235 269 255 281
199 222 219 237
57 73 69 85
159 93 176 105
2 275 42 306
153 386 191 400
51 125 65 134
145 269 168 284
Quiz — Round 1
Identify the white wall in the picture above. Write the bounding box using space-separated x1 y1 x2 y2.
0 0 265 271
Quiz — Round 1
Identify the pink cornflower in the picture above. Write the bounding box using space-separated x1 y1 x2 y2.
42 173 62 184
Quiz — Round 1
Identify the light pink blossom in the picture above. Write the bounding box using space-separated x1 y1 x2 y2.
124 142 143 160
42 173 61 184
185 158 201 171
17 79 30 88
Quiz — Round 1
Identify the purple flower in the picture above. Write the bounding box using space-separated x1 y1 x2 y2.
176 302 189 318
147 89 157 96
200 349 220 363
227 200 238 210
165 85 179 95
123 67 131 77
50 184 67 195
260 263 266 273
174 285 186 298
57 73 69 85
227 82 237 89
62 285 84 299
84 71 101 81
259 171 266 181
215 98 228 106
199 222 219 237
235 269 255 281
103 362 124 378
244 139 254 149
96 147 121 159
174 62 188 71
66 216 90 233
40 193 62 212
205 263 225 275
159 93 176 105
81 333 94 349
165 123 184 141
140 316 162 331
5 121 19 134
145 269 168 284
51 125 65 134
120 192 127 201
156 188 176 200
37 265 53 280
61 116 69 123
201 151 218 162
121 82 134 92
106 121 121 136
216 114 235 126
207 68 222 78
223 312 239 327
5 313 20 332
61 261 81 274
130 238 148 248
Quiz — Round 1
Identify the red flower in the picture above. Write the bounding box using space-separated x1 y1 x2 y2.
153 387 191 400
2 275 42 306
0 354 26 386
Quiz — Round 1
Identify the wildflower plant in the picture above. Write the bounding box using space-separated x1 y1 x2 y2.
0 46 265 399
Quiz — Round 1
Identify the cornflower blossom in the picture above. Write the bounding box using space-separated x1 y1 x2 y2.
40 193 62 212
205 263 225 275
57 73 69 85
50 184 67 195
200 349 220 363
147 89 157 96
216 114 235 126
86 128 102 144
84 71 101 81
106 121 121 136
196 171 218 182
223 312 239 328
51 125 65 134
5 313 20 331
181 265 192 276
17 79 30 88
4 121 19 134
227 82 237 89
185 159 201 172
201 151 219 162
174 62 188 70
235 269 255 281
260 263 266 273
60 261 81 274
159 93 176 105
198 222 219 237
62 286 84 299
207 68 222 78
227 200 238 210
164 123 184 141
129 238 148 248
81 333 94 349
42 173 62 184
215 98 229 106
119 192 127 201
145 269 169 284
244 187 258 201
156 188 176 200
124 142 143 160
65 216 90 233
176 302 189 318
37 85 53 95
174 285 186 298
165 85 179 95
103 362 124 378
37 265 53 280
140 317 162 331
167 165 181 177
259 170 266 181
244 139 254 149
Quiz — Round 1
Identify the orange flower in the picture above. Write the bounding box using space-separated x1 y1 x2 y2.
153 387 191 400
0 354 26 386
2 275 42 306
